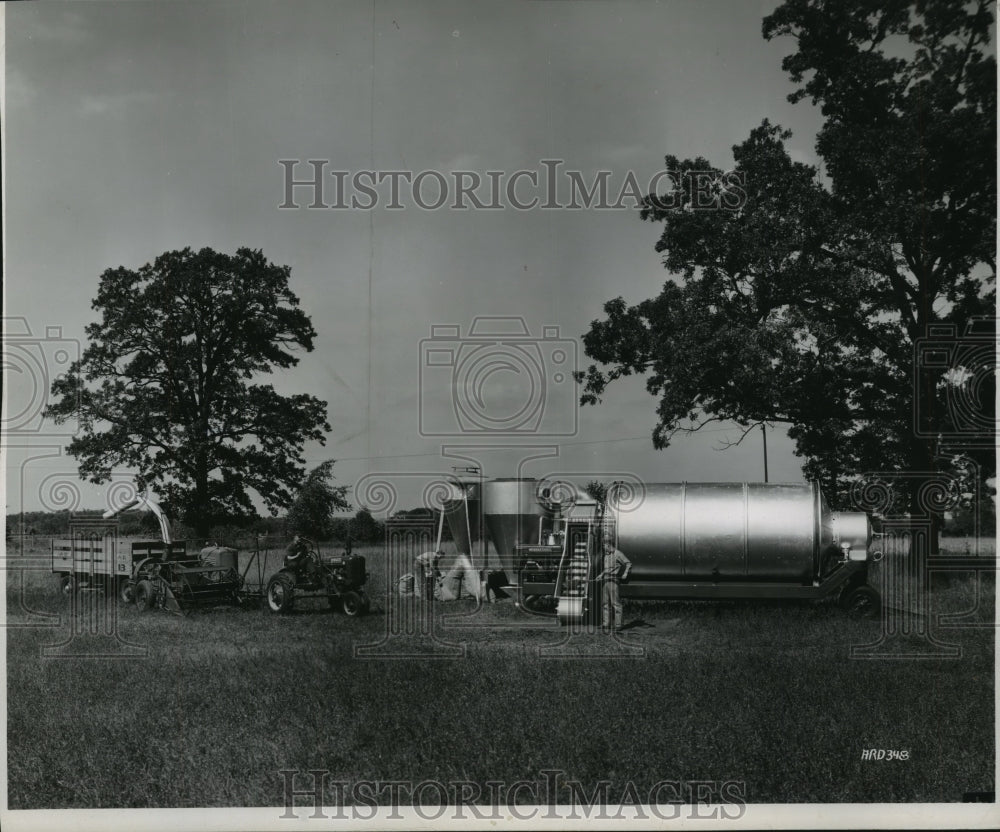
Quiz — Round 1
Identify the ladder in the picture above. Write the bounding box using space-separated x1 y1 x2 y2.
555 522 593 625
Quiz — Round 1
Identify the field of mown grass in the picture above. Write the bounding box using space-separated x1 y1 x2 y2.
5 537 995 808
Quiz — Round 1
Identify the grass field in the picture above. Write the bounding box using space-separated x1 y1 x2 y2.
5 537 995 808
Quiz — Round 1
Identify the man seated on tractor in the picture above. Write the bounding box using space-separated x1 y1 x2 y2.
284 535 315 579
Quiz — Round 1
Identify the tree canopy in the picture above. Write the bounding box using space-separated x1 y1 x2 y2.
285 460 352 540
46 247 331 535
584 480 609 503
576 0 995 516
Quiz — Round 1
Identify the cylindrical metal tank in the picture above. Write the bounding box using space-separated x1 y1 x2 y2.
481 478 547 575
606 482 869 583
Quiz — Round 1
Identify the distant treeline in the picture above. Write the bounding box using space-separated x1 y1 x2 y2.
5 506 456 544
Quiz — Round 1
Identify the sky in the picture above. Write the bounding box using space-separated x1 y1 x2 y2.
3 0 832 517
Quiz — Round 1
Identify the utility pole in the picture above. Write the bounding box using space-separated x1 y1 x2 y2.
761 423 769 483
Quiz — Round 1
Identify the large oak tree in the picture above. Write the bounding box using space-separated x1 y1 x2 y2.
46 247 331 535
576 0 995 532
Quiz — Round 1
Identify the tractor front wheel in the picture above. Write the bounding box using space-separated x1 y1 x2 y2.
266 573 296 614
134 579 156 612
340 591 364 617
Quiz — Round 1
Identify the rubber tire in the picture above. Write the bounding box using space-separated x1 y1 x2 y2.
134 579 155 612
266 573 296 614
59 575 75 598
841 584 881 617
119 579 134 604
358 591 371 615
340 591 363 617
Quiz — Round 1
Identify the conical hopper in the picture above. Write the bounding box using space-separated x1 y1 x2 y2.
442 480 482 559
482 478 547 575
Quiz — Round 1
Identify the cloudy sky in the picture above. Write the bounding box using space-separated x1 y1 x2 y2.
4 0 830 516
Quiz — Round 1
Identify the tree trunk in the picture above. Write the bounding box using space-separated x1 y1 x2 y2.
192 452 211 539
911 360 941 555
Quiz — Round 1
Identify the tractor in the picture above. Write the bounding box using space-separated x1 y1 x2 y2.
265 537 370 615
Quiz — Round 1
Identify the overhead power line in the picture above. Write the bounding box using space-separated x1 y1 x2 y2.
320 425 752 463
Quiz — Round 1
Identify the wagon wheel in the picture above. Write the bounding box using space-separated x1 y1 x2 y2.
840 585 881 618
118 578 134 604
134 579 156 612
266 572 296 614
340 591 364 617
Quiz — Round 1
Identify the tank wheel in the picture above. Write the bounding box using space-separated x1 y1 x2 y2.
134 579 156 612
119 579 134 604
266 573 296 614
59 575 75 598
340 591 364 617
840 585 881 617
523 594 556 614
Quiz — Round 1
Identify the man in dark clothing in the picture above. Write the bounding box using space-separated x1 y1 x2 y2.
285 535 310 573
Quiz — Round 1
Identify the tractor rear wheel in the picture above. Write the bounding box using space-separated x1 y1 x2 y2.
135 579 156 612
340 591 364 617
266 573 296 614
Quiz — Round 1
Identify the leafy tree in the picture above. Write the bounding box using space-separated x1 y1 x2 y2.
388 507 454 540
349 508 384 544
285 460 352 540
576 0 995 542
584 480 609 503
45 247 331 536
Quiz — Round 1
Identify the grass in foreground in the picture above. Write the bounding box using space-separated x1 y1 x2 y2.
4 539 995 807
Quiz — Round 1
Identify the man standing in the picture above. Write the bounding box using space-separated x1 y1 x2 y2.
598 537 632 632
415 550 442 601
